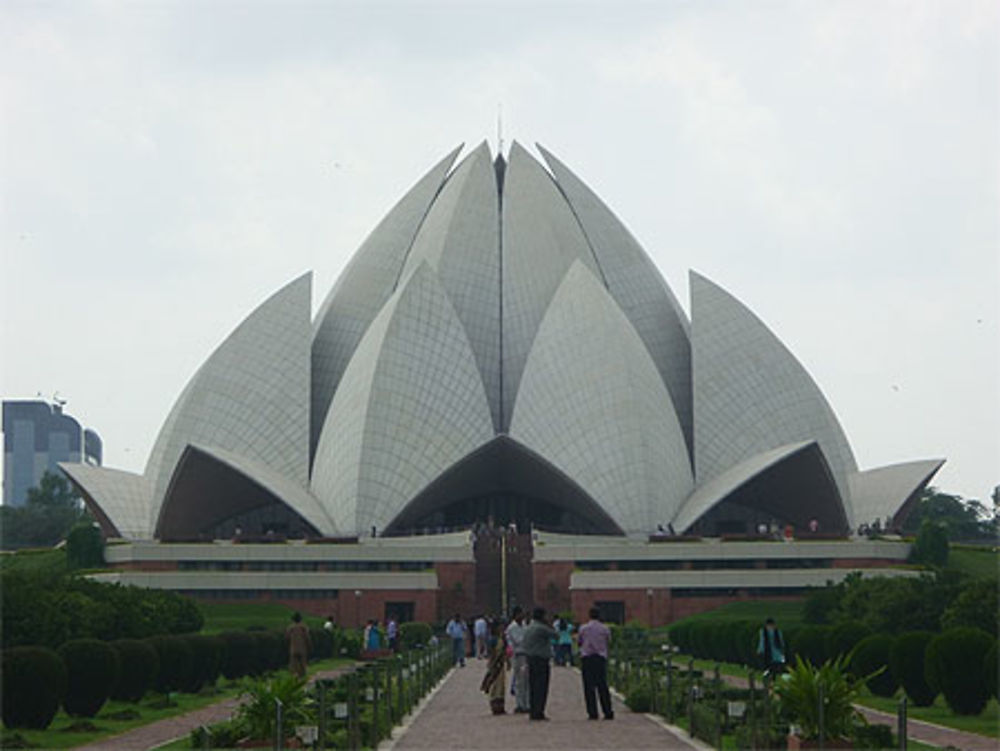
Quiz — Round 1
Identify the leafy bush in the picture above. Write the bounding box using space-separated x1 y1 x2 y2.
925 627 993 715
147 635 195 694
828 622 872 660
309 627 333 659
941 578 999 637
889 631 937 706
774 655 864 741
803 584 841 624
790 626 831 667
849 635 896 697
220 631 257 679
625 684 651 712
235 673 309 741
65 522 104 569
985 642 998 702
851 722 894 750
910 520 949 567
109 638 159 702
400 622 433 649
1 646 67 729
1 569 202 649
58 638 120 717
190 718 243 749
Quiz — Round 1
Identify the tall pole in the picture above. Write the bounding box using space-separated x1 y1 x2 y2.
500 528 508 616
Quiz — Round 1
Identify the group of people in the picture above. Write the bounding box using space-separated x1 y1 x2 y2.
361 615 400 653
446 606 615 721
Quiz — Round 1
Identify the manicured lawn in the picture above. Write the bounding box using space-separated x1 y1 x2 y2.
1 658 352 750
2 685 244 750
947 545 999 581
198 601 327 633
657 599 805 632
857 691 1000 739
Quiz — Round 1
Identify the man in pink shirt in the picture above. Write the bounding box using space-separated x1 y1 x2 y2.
577 606 614 720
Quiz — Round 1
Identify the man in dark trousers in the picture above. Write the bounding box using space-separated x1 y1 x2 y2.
578 605 614 720
521 607 557 720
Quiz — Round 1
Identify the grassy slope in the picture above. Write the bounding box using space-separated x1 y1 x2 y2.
947 545 999 580
659 599 806 631
197 601 327 634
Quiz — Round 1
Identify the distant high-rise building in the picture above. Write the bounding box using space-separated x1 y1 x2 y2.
2 400 102 507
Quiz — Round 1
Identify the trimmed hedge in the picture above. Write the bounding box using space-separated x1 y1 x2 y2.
220 631 256 679
925 627 993 715
109 638 159 702
791 626 832 667
889 631 937 707
828 622 872 660
253 631 285 673
850 634 897 697
58 638 120 717
984 642 998 702
180 635 223 693
666 619 760 665
1 646 67 729
147 635 195 694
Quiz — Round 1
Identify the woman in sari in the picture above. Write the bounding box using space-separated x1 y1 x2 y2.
480 621 508 714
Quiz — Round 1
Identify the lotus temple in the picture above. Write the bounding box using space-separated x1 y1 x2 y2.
61 142 943 625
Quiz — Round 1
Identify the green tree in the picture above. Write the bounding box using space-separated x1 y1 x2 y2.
941 578 999 636
66 522 105 569
909 520 949 567
903 488 997 541
0 471 87 550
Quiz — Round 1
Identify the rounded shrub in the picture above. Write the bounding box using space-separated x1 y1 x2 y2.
925 627 993 715
109 638 159 702
400 622 433 650
180 635 224 693
220 631 256 679
889 631 937 707
850 634 897 698
147 635 194 694
828 622 872 660
58 638 121 717
1 646 67 729
791 625 831 666
985 642 998 702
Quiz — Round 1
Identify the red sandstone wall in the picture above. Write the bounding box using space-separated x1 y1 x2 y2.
533 561 574 616
435 562 476 622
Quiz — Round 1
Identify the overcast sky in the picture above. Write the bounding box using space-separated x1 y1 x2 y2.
2 1 997 503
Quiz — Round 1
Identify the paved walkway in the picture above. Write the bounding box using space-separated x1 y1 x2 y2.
387 660 702 750
75 665 351 751
716 673 996 751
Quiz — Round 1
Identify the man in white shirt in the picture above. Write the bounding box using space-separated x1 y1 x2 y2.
446 613 468 667
504 606 530 713
474 615 489 659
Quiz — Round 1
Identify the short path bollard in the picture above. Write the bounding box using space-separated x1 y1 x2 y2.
274 697 284 751
897 695 908 751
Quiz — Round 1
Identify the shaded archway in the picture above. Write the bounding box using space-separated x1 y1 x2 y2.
685 443 849 536
383 436 625 536
155 446 322 541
